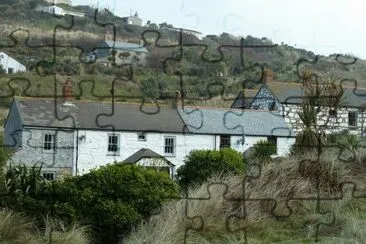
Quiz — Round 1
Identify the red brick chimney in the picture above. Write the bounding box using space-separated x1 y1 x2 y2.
262 69 273 83
63 77 73 103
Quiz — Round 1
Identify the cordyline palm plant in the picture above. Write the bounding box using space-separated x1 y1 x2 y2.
295 70 344 154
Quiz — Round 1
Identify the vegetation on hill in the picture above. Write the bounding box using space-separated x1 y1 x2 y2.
1 0 366 111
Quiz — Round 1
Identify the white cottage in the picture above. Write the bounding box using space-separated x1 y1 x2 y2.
4 83 295 180
0 52 26 74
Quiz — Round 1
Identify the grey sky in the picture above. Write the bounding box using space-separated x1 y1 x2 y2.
71 0 366 59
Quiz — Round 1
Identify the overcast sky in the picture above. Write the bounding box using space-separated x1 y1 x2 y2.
70 0 366 59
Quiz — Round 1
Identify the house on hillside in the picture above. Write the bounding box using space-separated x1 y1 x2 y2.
0 52 26 74
87 40 149 67
34 4 85 17
231 70 366 136
4 79 295 180
122 12 142 26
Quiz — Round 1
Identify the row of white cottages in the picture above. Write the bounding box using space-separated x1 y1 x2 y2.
4 93 296 180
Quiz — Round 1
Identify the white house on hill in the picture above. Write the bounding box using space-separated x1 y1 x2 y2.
4 80 296 180
0 52 26 74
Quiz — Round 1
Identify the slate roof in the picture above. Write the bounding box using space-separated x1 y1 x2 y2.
178 107 295 137
230 89 259 108
12 97 295 137
103 40 148 53
266 82 366 108
14 97 186 133
123 148 173 165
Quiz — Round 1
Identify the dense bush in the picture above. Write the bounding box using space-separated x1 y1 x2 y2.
46 163 180 243
0 162 180 243
176 148 245 190
252 139 277 159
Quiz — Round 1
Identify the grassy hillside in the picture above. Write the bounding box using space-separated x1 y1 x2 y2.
1 0 366 107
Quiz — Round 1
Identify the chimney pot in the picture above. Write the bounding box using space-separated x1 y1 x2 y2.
262 69 273 83
63 77 73 103
171 91 182 109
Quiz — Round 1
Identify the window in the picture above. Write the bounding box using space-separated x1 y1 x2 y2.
108 134 120 154
42 172 55 181
164 137 175 155
220 135 231 149
43 133 55 151
8 68 13 74
329 109 337 118
348 111 357 127
138 133 146 141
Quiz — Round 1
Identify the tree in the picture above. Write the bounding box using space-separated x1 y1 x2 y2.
176 148 245 190
293 71 344 154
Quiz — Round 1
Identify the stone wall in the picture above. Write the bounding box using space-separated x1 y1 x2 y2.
283 104 366 136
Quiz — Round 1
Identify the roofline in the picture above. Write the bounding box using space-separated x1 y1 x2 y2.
22 125 295 137
267 81 366 91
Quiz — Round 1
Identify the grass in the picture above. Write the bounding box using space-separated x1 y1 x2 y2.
0 208 90 244
124 148 366 243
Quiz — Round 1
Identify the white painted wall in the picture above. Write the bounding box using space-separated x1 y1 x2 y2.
75 130 296 175
8 128 296 177
0 52 26 73
277 137 296 156
75 130 215 174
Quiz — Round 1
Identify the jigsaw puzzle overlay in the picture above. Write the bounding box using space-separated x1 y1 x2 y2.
2 2 366 243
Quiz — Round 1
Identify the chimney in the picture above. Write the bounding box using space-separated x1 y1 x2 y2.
63 77 73 103
171 91 182 109
262 69 273 83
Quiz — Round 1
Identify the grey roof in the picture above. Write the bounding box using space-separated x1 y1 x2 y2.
13 97 294 137
178 107 295 137
266 83 366 107
231 89 259 108
14 97 186 133
123 148 173 165
103 40 148 53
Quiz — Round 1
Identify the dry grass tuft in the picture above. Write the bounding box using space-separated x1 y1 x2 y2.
0 208 38 244
125 151 366 243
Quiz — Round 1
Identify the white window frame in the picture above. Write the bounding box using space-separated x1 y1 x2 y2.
138 132 146 141
43 132 56 153
164 136 176 156
42 172 56 181
107 133 120 155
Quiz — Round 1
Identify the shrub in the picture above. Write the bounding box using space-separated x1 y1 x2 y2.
252 139 276 159
176 148 245 190
47 163 180 243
